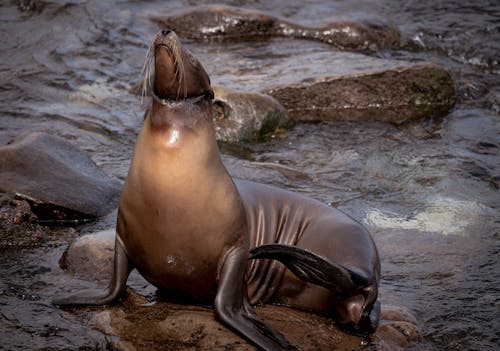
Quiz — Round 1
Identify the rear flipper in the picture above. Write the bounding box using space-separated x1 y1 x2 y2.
53 237 131 306
250 244 369 295
250 244 379 334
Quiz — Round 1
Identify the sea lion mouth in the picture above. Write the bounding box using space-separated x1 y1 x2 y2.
141 30 213 103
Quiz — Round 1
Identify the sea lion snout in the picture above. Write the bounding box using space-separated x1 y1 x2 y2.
335 292 380 335
151 30 213 101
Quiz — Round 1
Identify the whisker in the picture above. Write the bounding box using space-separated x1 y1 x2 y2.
140 36 156 104
170 35 186 100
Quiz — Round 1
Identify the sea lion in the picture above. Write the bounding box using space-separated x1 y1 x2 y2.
54 30 380 350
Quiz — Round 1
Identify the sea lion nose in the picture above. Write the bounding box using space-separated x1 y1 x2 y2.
161 29 172 36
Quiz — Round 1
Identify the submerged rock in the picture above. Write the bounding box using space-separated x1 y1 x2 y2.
62 230 422 350
0 132 121 220
213 86 292 142
150 5 400 51
266 62 456 124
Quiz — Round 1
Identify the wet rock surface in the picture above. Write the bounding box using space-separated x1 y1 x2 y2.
213 86 292 142
0 132 122 220
102 299 421 351
209 46 456 124
265 63 456 124
150 5 400 52
61 230 421 350
0 191 79 249
0 192 54 249
1 1 498 350
59 229 115 281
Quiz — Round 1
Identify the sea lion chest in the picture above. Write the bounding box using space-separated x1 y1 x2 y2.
117 115 245 301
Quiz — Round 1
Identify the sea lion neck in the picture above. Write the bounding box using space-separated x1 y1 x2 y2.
149 95 213 128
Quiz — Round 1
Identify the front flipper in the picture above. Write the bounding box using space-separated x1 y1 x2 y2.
250 244 369 297
53 236 132 306
215 246 295 351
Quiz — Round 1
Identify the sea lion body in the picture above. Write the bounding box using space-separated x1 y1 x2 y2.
237 179 380 328
118 102 245 303
54 30 380 350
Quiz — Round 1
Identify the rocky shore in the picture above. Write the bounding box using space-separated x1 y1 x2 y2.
1 2 479 350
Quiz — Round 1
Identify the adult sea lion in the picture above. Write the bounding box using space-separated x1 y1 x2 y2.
54 30 380 350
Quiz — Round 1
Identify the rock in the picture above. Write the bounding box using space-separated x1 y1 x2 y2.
0 191 49 248
60 229 115 281
213 86 292 142
0 191 77 249
380 305 419 325
75 289 422 351
0 132 121 220
214 49 456 124
63 230 423 350
374 321 422 350
265 63 456 124
373 305 422 350
150 5 400 51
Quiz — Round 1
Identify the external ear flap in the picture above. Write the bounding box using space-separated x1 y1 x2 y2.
250 244 370 297
206 89 214 100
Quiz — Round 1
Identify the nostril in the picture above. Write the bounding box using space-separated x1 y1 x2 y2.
161 29 171 36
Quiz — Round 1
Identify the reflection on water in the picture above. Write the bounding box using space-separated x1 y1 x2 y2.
0 1 499 350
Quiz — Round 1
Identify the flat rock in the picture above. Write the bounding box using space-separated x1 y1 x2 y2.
150 5 400 52
0 132 121 220
213 86 292 142
63 230 422 350
81 289 421 351
265 62 456 124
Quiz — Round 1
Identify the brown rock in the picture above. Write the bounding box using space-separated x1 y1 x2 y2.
266 63 456 124
64 231 423 350
150 5 400 51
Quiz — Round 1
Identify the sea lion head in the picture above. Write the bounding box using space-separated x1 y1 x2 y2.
142 30 214 102
335 283 380 335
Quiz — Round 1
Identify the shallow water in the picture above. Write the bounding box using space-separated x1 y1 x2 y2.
1 1 499 350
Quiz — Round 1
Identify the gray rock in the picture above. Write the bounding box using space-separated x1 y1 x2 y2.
60 229 115 281
151 5 400 52
213 86 292 142
0 132 121 220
